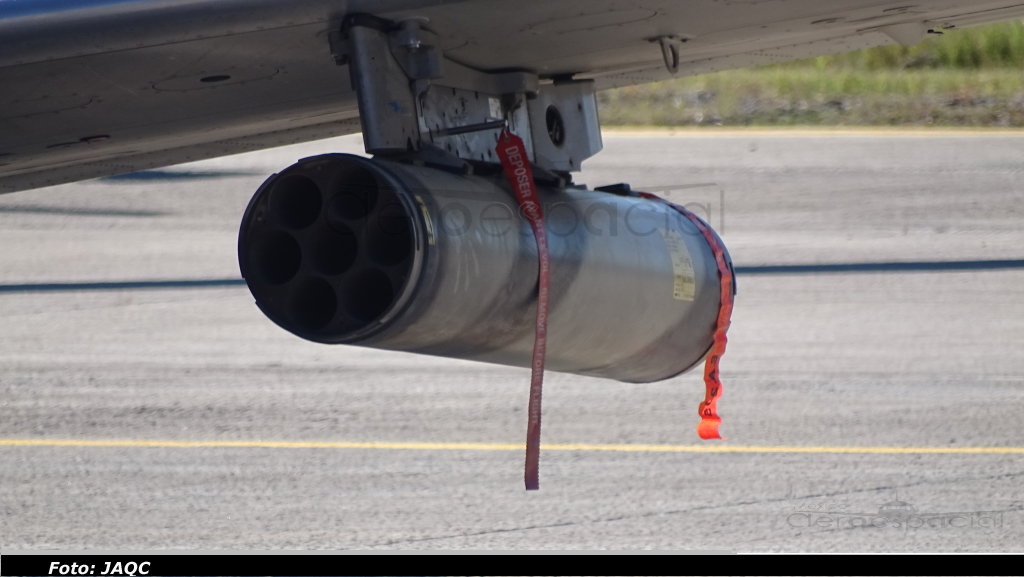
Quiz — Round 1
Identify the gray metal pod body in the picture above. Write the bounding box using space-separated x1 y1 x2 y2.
239 153 730 383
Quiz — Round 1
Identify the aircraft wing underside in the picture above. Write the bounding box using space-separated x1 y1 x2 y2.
2 0 1023 194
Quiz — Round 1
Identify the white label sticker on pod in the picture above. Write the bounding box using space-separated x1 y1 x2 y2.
658 228 696 301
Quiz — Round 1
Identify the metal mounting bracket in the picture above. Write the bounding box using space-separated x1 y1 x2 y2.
334 13 602 174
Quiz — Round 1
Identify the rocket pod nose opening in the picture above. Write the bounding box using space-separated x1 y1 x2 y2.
239 154 420 342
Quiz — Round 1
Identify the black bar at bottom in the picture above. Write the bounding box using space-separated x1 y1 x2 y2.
1 553 477 575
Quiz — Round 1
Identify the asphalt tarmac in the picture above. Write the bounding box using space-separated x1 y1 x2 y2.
1 130 1023 551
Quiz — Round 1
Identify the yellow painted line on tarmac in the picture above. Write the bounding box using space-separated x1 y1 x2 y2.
1 438 1023 454
602 127 1024 138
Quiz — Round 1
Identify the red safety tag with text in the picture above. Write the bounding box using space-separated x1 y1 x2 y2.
496 129 550 490
640 193 733 440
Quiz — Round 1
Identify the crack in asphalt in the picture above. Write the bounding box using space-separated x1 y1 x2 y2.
364 467 1024 548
